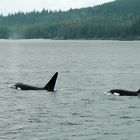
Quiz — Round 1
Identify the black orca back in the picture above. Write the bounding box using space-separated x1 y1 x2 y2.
110 89 139 96
14 72 58 91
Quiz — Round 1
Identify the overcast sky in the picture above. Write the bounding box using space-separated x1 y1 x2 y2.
0 0 114 15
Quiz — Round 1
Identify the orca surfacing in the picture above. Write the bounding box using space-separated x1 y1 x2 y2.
108 89 140 96
14 72 58 91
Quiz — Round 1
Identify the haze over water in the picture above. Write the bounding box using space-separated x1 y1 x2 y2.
0 40 140 139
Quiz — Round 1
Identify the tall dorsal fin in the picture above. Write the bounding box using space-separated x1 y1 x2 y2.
137 89 140 92
44 72 58 91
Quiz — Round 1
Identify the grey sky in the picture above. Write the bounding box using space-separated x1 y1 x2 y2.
0 0 114 15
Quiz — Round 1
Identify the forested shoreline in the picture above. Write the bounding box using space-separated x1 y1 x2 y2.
0 0 140 40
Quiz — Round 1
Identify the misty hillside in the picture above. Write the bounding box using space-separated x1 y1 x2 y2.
90 0 140 16
0 0 140 39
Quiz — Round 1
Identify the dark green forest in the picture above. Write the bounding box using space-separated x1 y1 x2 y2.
0 0 140 39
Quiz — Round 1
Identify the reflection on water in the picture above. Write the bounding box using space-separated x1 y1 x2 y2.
0 40 140 139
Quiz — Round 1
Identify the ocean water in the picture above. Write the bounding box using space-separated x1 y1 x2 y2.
0 39 140 140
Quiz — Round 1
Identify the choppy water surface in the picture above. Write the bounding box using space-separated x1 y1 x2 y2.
0 39 140 140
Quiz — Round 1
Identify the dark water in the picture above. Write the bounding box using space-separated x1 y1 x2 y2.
0 39 140 140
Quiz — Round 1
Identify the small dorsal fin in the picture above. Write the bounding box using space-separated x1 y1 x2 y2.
44 72 58 91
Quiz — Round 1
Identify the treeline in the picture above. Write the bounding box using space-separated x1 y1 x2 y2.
0 0 140 39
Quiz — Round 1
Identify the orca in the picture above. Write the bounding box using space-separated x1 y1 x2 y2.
108 89 140 96
14 72 58 91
